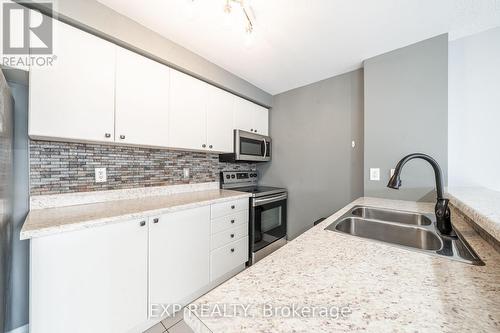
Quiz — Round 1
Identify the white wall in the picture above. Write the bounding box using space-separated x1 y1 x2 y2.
448 27 500 191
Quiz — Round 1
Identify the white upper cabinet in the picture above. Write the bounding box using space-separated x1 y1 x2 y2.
233 98 254 133
29 18 116 143
234 98 269 135
28 18 268 150
169 69 208 151
115 47 170 147
206 85 234 153
253 104 269 135
149 206 210 307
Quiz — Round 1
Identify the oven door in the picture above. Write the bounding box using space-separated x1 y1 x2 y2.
250 193 287 263
235 130 271 162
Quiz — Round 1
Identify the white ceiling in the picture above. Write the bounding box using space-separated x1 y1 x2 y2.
96 0 500 95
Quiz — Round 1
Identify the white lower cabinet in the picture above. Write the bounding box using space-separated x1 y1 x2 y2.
210 237 249 281
29 199 249 333
30 218 149 333
149 206 210 309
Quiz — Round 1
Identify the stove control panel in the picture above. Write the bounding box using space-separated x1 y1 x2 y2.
221 171 258 186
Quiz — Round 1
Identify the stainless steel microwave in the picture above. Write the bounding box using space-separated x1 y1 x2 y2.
219 129 271 162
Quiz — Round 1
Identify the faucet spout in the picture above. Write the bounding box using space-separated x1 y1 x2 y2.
387 153 452 235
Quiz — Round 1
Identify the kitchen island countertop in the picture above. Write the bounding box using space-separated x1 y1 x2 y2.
184 197 500 333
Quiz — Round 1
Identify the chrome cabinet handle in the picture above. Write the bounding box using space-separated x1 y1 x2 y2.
231 219 235 224
230 234 235 238
120 135 125 140
153 218 159 224
230 248 235 253
231 205 235 209
105 133 111 138
140 221 146 227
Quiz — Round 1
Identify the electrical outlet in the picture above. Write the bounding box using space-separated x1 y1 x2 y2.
183 168 190 179
95 168 107 183
370 168 380 181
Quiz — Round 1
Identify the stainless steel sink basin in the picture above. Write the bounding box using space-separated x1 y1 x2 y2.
335 217 442 250
351 206 431 226
325 206 484 265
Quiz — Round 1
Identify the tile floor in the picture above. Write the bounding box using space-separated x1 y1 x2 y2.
143 310 194 333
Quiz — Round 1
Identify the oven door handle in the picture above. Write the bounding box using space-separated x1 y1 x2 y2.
253 193 287 207
263 139 267 158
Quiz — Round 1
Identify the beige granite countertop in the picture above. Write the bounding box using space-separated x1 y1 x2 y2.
447 187 500 242
21 189 250 240
184 197 500 333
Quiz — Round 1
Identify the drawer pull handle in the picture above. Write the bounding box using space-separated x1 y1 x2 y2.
140 221 146 227
231 219 235 224
231 205 235 209
230 234 235 238
231 248 235 253
153 218 159 224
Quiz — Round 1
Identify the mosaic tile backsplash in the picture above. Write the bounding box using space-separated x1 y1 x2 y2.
29 140 256 195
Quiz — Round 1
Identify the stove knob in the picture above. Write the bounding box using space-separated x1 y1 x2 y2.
252 173 258 177
225 175 230 179
231 175 235 179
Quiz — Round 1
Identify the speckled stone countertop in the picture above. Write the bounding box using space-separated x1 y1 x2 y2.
447 187 500 242
21 189 250 240
184 197 500 333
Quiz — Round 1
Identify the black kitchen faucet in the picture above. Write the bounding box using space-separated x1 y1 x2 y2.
387 153 453 235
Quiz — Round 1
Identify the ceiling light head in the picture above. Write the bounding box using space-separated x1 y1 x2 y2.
245 22 253 34
224 1 232 14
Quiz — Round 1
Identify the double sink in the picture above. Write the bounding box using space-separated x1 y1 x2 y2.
325 206 484 265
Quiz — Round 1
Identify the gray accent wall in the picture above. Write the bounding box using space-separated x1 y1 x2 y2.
259 69 364 240
22 0 272 107
363 34 448 201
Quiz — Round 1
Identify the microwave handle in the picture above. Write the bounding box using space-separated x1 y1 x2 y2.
263 139 267 158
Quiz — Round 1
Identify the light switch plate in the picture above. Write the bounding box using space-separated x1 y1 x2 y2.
183 168 190 179
95 168 107 183
370 168 380 181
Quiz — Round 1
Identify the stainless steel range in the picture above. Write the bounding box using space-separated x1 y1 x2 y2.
221 171 287 265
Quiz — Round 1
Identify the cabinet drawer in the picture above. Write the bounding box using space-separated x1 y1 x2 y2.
211 223 248 250
211 198 248 219
210 236 248 281
211 210 248 234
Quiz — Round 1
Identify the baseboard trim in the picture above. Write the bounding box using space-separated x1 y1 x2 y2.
6 324 29 333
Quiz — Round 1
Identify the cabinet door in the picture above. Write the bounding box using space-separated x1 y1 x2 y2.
115 47 170 147
206 86 234 153
233 98 255 133
29 18 115 143
169 69 207 150
30 219 148 333
149 206 210 309
253 105 269 135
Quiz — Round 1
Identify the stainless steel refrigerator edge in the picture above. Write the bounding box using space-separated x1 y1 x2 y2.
0 70 14 333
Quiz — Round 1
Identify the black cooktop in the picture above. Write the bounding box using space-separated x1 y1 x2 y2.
232 186 287 198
